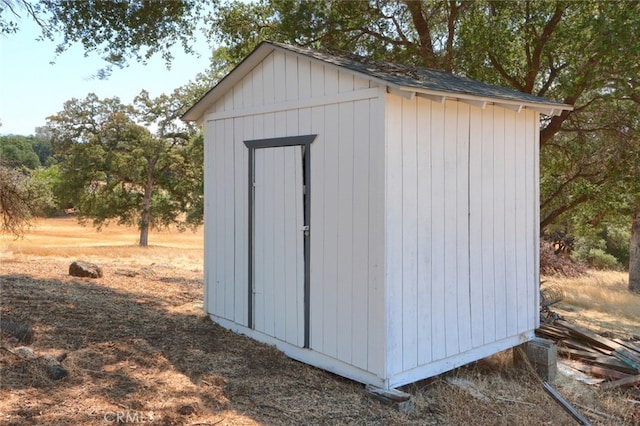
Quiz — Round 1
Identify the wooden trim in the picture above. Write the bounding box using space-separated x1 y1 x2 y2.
244 134 317 348
398 85 572 115
244 135 317 149
388 332 535 388
416 93 445 104
460 99 487 109
495 102 523 113
387 87 415 100
247 147 254 329
206 88 380 122
209 314 390 389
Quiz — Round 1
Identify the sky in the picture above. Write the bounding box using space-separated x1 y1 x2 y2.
0 16 213 136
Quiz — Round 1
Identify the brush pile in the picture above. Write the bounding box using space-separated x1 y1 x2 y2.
539 241 587 277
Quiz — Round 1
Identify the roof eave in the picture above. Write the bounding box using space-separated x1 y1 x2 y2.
395 85 573 116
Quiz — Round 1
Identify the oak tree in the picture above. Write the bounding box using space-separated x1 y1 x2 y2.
46 91 202 247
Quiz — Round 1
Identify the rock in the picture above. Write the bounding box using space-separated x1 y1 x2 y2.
0 320 34 344
115 268 138 277
13 346 35 359
44 357 68 380
177 404 198 415
69 261 103 278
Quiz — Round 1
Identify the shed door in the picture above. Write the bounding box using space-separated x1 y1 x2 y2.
252 145 305 347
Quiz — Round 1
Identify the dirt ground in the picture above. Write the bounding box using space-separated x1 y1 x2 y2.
1 219 638 425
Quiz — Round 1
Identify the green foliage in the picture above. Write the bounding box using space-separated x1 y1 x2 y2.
576 248 620 271
46 90 204 246
604 224 631 268
0 135 41 169
1 0 208 75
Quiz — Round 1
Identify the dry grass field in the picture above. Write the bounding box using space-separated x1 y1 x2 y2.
544 271 640 338
1 218 639 425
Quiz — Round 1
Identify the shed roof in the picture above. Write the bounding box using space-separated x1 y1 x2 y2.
183 41 572 122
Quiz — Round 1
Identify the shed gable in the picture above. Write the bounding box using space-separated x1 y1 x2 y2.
203 50 377 120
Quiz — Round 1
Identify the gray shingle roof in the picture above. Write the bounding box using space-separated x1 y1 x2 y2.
271 41 569 107
183 41 571 122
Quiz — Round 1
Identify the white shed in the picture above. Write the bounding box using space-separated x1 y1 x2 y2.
183 41 572 390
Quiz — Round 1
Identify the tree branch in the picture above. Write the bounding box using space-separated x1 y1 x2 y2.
402 0 436 65
524 3 565 92
488 52 525 91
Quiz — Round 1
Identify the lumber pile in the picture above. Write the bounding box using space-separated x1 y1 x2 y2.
536 320 640 390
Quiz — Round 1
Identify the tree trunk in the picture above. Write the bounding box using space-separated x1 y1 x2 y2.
139 211 149 247
629 207 640 293
139 193 150 247
139 164 155 247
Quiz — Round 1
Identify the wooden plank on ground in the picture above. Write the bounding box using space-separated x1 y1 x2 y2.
590 356 639 375
558 347 599 361
612 347 640 371
556 320 622 352
589 365 633 381
544 324 572 336
562 359 632 381
600 374 640 390
613 339 640 355
536 327 569 341
562 339 607 356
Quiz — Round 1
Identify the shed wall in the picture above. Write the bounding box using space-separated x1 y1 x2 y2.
384 94 540 380
203 50 387 378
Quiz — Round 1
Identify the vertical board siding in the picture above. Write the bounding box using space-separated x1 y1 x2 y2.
401 96 418 371
309 106 325 353
385 93 404 375
367 87 387 377
233 117 249 325
387 96 538 374
429 100 447 362
337 101 354 363
203 121 216 315
352 99 371 370
503 110 518 338
468 106 485 348
455 103 472 354
443 100 461 357
526 110 538 331
481 106 496 345
416 96 433 366
321 102 340 358
214 120 227 318
514 110 528 332
493 107 507 341
224 119 236 321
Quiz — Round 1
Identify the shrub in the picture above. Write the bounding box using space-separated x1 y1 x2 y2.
585 248 620 270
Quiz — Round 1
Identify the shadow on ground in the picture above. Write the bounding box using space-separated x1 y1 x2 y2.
0 271 418 425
